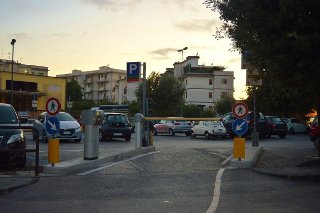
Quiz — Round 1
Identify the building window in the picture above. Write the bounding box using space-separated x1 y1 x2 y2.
185 79 187 85
209 79 213 85
185 92 187 99
209 92 212 99
221 79 227 84
118 75 121 80
124 86 127 94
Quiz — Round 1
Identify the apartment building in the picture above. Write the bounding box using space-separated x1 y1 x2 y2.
0 59 49 76
57 66 138 103
172 56 234 108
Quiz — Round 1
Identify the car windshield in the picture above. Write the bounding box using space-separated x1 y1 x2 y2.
0 105 18 124
106 114 128 124
55 113 76 121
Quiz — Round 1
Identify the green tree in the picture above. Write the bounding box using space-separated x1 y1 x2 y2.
136 71 185 116
205 0 320 116
214 94 235 116
181 104 202 117
66 79 83 101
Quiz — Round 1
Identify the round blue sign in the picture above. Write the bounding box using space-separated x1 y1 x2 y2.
232 119 248 136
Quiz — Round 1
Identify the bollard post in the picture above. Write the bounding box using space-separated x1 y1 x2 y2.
134 113 144 148
48 138 59 166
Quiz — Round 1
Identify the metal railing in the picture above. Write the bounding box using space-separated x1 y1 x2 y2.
0 124 40 176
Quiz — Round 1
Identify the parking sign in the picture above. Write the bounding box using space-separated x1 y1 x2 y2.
127 62 141 82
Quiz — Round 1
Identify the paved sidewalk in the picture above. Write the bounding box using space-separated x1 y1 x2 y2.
0 145 155 195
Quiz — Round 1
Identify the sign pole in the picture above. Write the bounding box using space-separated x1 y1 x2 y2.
252 87 259 146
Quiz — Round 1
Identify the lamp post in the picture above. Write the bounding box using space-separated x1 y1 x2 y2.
10 39 16 106
177 47 188 61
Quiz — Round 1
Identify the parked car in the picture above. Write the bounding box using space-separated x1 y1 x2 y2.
0 103 26 167
191 121 227 139
265 116 287 138
38 112 82 143
99 113 132 141
281 118 310 134
153 118 193 136
309 116 320 145
222 111 268 138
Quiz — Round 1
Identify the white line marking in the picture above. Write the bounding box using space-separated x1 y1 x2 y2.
77 151 161 176
206 168 225 213
221 155 233 165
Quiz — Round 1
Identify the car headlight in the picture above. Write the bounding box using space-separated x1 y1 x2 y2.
75 127 81 132
7 132 23 144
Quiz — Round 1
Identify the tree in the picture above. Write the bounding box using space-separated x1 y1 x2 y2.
214 94 235 116
205 0 320 116
66 79 83 101
181 104 202 117
136 71 185 116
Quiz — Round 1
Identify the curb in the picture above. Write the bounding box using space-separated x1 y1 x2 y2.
43 146 156 175
0 177 39 195
229 146 263 168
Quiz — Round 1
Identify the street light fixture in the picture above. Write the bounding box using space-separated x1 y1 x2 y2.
177 47 188 61
10 39 16 106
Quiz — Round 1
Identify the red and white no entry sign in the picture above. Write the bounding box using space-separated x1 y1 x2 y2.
232 102 249 119
46 97 61 116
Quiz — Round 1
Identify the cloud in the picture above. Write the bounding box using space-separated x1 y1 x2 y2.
175 19 220 32
80 0 142 12
10 33 30 40
149 48 177 57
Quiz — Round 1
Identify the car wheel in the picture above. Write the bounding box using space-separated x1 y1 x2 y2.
125 136 131 142
185 132 191 136
289 128 294 135
306 127 310 134
169 129 175 136
190 133 196 138
75 138 81 142
153 129 158 136
279 134 286 139
41 130 48 143
99 131 105 141
205 131 210 140
16 155 26 168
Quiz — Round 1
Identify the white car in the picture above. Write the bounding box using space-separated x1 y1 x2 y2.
38 112 82 142
191 121 227 139
282 118 310 134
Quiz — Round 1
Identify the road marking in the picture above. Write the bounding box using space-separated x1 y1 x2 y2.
221 155 233 165
206 168 225 213
77 151 161 176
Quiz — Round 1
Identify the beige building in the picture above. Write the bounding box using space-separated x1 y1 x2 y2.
172 56 234 108
57 66 138 103
0 59 49 76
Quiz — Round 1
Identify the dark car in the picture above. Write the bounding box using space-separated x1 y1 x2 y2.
309 116 320 153
0 103 26 167
222 111 268 139
265 116 287 138
99 113 132 141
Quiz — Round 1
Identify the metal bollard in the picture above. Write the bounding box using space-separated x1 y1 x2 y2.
134 113 144 148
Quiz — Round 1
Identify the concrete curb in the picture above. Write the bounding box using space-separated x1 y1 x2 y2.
0 177 39 195
43 146 156 175
229 146 263 168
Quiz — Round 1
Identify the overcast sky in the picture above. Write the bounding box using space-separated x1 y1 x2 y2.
0 0 246 99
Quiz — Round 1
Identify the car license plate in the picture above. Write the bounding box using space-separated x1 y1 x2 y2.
64 131 71 134
114 133 122 136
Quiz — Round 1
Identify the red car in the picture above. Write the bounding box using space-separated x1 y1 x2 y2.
309 116 320 154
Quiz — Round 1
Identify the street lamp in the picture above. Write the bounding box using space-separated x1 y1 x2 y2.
177 47 188 61
10 39 16 106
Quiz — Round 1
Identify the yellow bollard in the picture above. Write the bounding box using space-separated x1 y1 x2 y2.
48 138 60 165
149 131 154 146
233 137 246 160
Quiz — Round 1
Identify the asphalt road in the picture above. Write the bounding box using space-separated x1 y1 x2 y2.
1 133 320 213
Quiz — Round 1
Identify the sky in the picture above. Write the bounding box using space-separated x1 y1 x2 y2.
0 0 247 99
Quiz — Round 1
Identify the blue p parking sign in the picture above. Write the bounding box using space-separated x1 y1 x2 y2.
127 62 141 82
